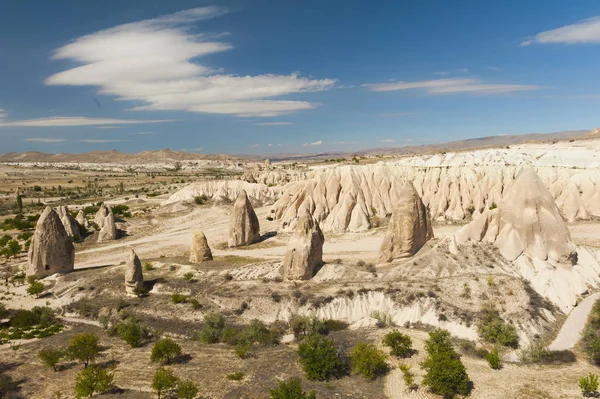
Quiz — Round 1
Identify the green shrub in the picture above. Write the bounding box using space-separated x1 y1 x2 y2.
579 373 599 397
234 340 252 359
350 342 388 380
26 279 45 297
68 333 101 367
398 362 417 392
74 365 114 399
113 318 149 348
518 341 576 364
177 378 199 399
421 329 471 399
486 347 502 370
152 367 179 399
382 330 414 358
144 262 154 271
371 311 394 328
269 377 316 399
171 293 188 304
198 313 225 343
189 298 201 310
183 272 194 282
151 338 182 364
9 306 56 328
194 195 208 205
297 335 345 381
477 306 519 348
39 348 64 371
290 314 329 339
227 372 244 381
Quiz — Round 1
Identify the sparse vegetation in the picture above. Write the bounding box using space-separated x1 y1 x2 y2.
151 338 182 364
297 335 345 381
579 373 599 397
382 330 415 358
350 342 388 380
477 305 519 348
398 362 417 392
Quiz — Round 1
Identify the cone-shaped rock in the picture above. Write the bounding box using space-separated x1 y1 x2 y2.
189 231 213 263
124 249 144 295
26 206 75 277
57 205 82 238
282 210 324 280
76 210 89 229
97 205 117 242
378 183 434 262
228 190 260 247
456 165 577 263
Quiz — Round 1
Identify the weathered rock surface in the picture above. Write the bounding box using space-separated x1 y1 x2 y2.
56 205 83 239
76 210 89 229
95 204 118 242
163 180 277 206
124 249 144 295
240 171 257 184
378 184 434 262
26 206 75 277
189 231 213 263
228 190 261 247
282 210 324 280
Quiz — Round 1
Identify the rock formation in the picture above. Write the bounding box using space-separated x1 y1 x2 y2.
76 210 90 229
189 231 213 263
56 205 83 239
163 180 277 206
26 206 75 277
228 190 261 247
241 171 257 184
95 204 118 242
124 249 144 295
378 184 434 263
282 210 324 280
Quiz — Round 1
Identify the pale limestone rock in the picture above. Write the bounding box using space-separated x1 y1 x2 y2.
26 206 75 277
228 190 260 247
125 250 144 296
96 204 118 242
76 210 90 229
189 231 213 263
282 210 324 280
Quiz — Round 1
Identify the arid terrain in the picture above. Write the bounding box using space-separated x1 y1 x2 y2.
2 134 600 399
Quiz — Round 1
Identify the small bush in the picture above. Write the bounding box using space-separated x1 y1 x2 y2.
477 306 519 348
189 298 202 310
39 348 64 371
350 342 388 380
74 365 114 399
297 335 345 381
177 378 199 399
113 318 149 348
227 372 244 381
151 338 182 364
398 362 417 392
199 313 225 343
371 311 394 328
143 262 154 271
269 377 316 399
194 195 208 205
152 367 179 399
26 279 45 297
382 330 415 358
580 373 599 397
171 293 188 304
519 341 576 364
486 348 502 370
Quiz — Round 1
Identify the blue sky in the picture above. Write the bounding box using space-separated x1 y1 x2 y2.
2 0 600 154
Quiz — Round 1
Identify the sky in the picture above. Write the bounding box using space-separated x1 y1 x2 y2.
2 0 600 155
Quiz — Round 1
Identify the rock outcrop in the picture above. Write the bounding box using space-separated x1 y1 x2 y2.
189 231 213 263
56 205 83 239
228 190 261 247
241 171 257 184
378 184 434 262
124 249 144 296
95 204 118 242
76 210 90 229
26 206 75 277
163 180 277 206
282 210 324 280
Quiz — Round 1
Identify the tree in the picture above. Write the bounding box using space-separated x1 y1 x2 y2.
398 362 417 392
382 330 414 358
26 279 45 297
477 306 519 348
114 319 147 348
269 378 316 399
68 333 101 367
421 329 471 399
73 365 114 398
580 373 599 397
4 240 22 259
297 335 345 381
16 194 23 213
152 367 179 399
39 348 64 371
486 348 502 370
198 313 225 343
151 338 182 364
350 342 388 380
176 379 199 399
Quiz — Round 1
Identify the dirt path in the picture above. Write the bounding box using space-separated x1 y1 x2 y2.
549 292 600 351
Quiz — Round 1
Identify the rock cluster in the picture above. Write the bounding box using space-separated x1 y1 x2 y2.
240 171 257 184
189 231 213 263
163 180 276 206
228 190 261 247
26 206 75 277
378 184 434 262
95 204 117 242
124 249 144 295
282 210 324 280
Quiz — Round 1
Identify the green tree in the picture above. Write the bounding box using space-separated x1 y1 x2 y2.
114 318 148 348
73 365 114 398
580 373 599 397
68 333 101 367
198 313 225 343
398 362 417 392
350 342 388 380
269 378 316 399
26 279 45 297
477 306 519 348
421 329 471 399
4 240 22 259
151 338 182 364
176 378 199 399
382 330 414 358
297 335 345 381
39 348 64 371
152 367 179 399
486 347 502 370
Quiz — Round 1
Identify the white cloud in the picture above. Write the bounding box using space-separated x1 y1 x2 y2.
251 144 261 148
303 140 322 147
0 109 6 120
488 66 502 72
96 126 120 129
522 17 600 45
458 68 469 73
433 72 449 76
135 131 154 135
24 138 66 143
333 141 358 145
255 121 293 126
381 112 417 117
364 78 544 94
45 8 335 117
381 138 396 143
80 139 130 143
268 143 272 147
0 116 171 127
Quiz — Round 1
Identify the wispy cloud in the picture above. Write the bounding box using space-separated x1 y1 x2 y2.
381 112 417 117
251 144 261 148
433 72 449 76
332 141 359 145
458 68 469 73
488 66 502 72
45 8 335 117
522 16 600 45
381 138 396 143
0 117 171 127
96 126 120 129
79 139 130 143
0 109 6 120
254 122 293 126
24 138 66 143
134 131 154 135
364 78 544 94
303 140 322 147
